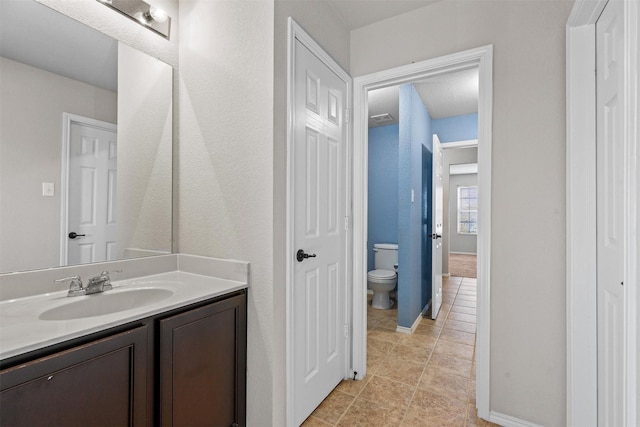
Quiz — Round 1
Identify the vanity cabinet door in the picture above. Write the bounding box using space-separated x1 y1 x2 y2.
159 293 247 427
0 325 150 427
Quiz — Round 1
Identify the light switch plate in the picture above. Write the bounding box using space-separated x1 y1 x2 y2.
42 182 55 197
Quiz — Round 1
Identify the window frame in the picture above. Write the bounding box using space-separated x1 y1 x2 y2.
457 185 478 235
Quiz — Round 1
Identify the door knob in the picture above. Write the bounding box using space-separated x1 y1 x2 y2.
430 233 442 239
296 249 317 262
68 232 86 239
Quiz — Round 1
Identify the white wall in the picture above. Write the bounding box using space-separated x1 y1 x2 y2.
178 1 275 424
0 57 117 272
351 1 572 425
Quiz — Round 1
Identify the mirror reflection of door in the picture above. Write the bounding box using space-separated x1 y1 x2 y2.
65 117 117 265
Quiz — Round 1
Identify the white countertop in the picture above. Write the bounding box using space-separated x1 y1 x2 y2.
0 270 247 361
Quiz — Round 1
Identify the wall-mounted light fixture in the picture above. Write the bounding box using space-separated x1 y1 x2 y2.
97 0 171 39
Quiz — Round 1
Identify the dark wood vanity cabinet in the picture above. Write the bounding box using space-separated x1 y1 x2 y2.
159 293 247 427
0 326 150 426
0 290 247 427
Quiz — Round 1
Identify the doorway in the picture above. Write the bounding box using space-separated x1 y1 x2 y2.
60 113 117 266
352 45 493 418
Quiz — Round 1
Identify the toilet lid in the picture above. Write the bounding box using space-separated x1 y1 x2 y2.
368 269 396 280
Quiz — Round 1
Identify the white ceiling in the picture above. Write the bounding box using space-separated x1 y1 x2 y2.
0 0 117 91
368 68 479 128
326 0 440 30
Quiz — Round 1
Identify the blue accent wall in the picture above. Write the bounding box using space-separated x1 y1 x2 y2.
398 84 433 328
367 124 399 270
432 113 478 143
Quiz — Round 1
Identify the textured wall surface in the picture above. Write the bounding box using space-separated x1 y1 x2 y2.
398 84 432 328
351 1 573 424
367 124 399 271
178 1 275 424
0 57 117 272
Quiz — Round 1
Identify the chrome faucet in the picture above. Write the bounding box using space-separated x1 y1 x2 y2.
54 270 121 297
54 275 86 297
85 270 121 295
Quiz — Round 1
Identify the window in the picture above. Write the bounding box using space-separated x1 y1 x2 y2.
457 186 478 235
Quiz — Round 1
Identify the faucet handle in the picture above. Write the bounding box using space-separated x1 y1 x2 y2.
99 270 122 290
54 275 85 297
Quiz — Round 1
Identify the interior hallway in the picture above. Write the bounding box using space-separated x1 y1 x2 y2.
303 276 497 426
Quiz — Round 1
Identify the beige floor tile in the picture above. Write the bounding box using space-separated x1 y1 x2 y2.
428 353 473 378
368 337 396 356
375 316 399 331
369 327 403 343
440 303 453 314
453 299 477 308
450 305 477 315
376 357 425 387
410 387 468 413
396 331 438 350
402 400 467 427
367 350 388 375
458 289 477 297
335 375 371 397
359 375 416 409
439 328 476 346
433 340 475 360
455 294 477 302
418 368 470 403
337 396 406 426
448 312 477 324
301 415 334 426
311 390 356 425
444 319 477 334
414 321 442 336
389 343 432 365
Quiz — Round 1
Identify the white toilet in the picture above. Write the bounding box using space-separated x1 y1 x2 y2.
368 243 398 309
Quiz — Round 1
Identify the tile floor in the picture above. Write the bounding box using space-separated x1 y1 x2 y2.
302 276 498 427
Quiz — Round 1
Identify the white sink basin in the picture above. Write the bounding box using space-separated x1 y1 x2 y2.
39 288 174 321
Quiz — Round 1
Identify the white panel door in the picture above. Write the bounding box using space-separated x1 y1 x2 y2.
67 122 117 265
596 1 625 425
431 135 444 319
293 39 347 425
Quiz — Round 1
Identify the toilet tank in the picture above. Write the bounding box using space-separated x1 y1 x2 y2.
373 243 398 270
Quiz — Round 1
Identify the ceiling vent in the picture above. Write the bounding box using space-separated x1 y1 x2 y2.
370 113 394 123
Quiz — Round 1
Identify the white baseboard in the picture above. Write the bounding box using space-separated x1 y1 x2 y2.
450 251 478 255
489 411 544 427
396 303 430 335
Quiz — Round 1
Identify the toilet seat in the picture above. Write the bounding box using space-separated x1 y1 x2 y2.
367 269 396 280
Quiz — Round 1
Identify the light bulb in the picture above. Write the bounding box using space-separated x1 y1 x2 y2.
148 5 168 23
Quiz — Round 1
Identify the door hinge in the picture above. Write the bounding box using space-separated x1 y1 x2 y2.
344 324 349 338
345 108 351 123
344 216 349 230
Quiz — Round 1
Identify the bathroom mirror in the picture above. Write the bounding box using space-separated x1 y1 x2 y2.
0 0 173 273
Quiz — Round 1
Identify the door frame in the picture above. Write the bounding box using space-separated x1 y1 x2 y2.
59 113 117 266
352 45 493 419
285 18 353 426
566 0 639 424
